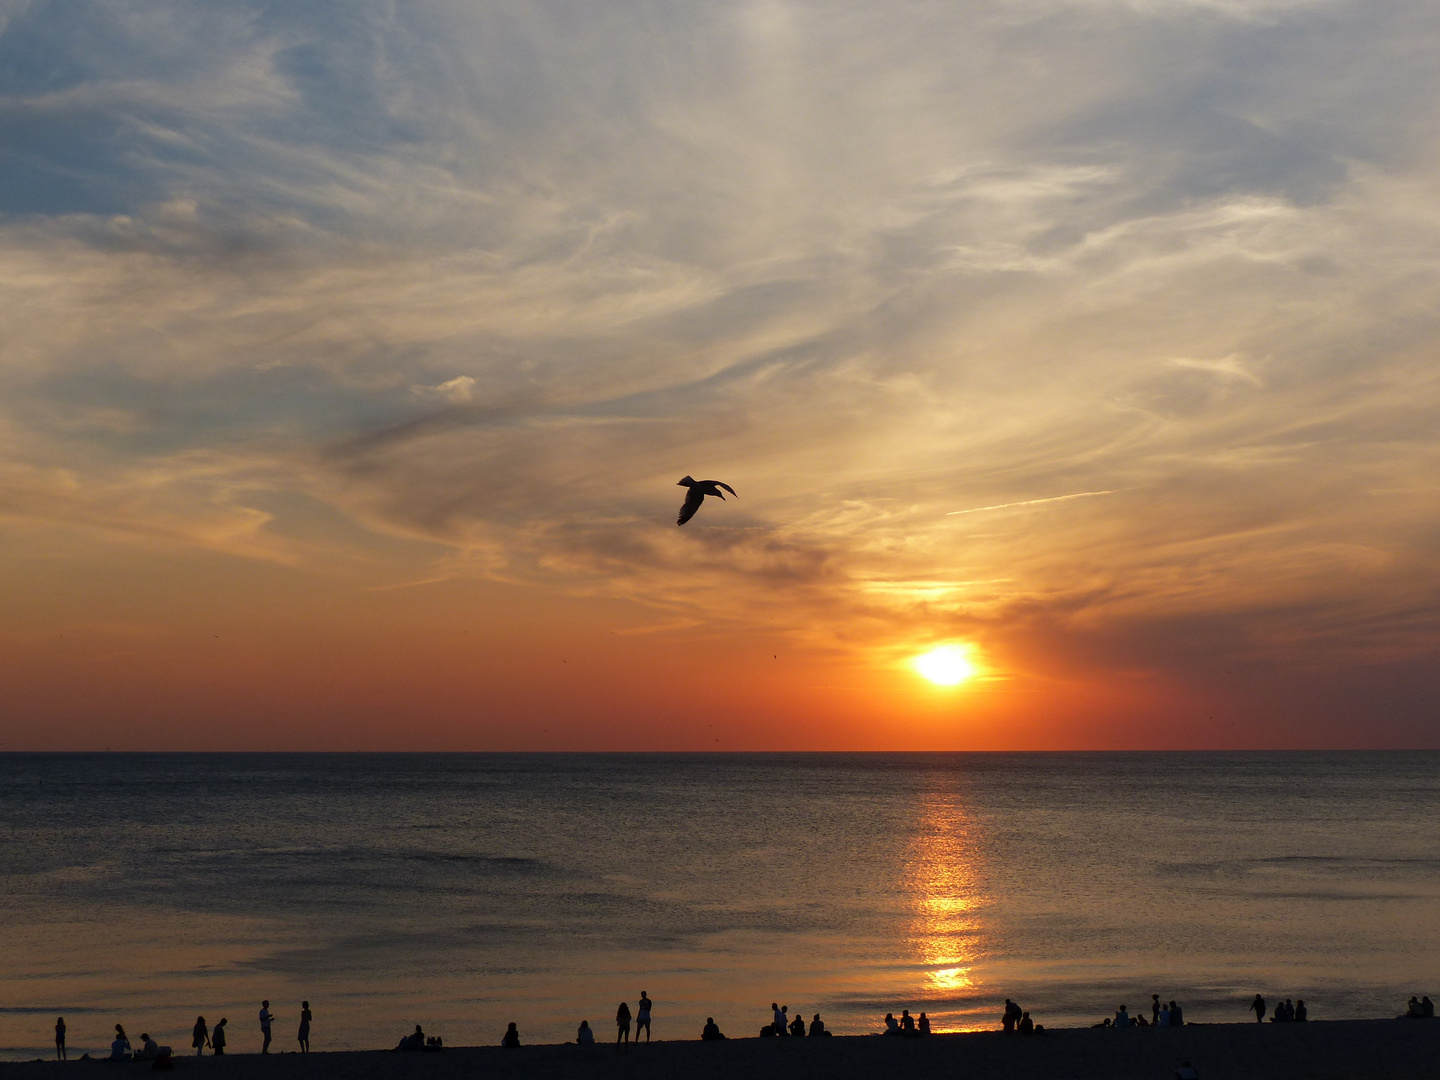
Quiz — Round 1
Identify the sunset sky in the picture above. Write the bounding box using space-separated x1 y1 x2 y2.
3 0 1439 749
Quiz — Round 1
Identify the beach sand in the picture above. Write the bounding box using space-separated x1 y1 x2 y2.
6 1021 1437 1080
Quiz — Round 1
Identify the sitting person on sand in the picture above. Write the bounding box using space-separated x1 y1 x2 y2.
809 1014 830 1037
397 1025 425 1051
137 1034 168 1060
883 1012 901 1036
1174 1060 1199 1080
577 1020 595 1044
1295 1001 1307 1022
1002 999 1019 1033
1158 1003 1171 1027
109 1026 132 1062
1170 1000 1183 1026
501 1023 520 1048
917 1012 930 1036
901 1009 916 1035
1019 1011 1034 1034
1422 996 1434 1018
702 1017 725 1041
1114 1005 1131 1028
789 1011 806 1037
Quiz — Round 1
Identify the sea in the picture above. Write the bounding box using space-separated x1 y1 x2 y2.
2 752 1438 1059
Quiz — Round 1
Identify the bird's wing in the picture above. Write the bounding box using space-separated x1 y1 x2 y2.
713 481 736 497
677 487 705 525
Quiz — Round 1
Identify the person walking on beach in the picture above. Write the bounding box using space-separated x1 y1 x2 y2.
615 1001 631 1048
298 1001 312 1052
636 991 652 1042
212 1019 228 1056
55 1018 66 1060
192 1017 209 1056
1250 994 1265 1023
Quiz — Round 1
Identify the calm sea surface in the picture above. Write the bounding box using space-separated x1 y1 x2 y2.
2 752 1438 1058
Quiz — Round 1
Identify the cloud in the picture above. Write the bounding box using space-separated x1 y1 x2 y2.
2 0 1440 738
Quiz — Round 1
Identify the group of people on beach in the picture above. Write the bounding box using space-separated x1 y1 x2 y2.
57 1001 313 1062
760 1003 835 1038
1001 999 1039 1033
1250 995 1306 1023
1093 995 1185 1028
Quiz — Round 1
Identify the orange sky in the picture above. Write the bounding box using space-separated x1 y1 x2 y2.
2 0 1439 749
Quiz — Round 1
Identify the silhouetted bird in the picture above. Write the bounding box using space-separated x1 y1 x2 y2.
676 476 736 525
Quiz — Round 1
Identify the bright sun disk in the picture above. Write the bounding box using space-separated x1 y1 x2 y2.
913 645 977 686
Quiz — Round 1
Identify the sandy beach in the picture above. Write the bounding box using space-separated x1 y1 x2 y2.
6 1021 1437 1080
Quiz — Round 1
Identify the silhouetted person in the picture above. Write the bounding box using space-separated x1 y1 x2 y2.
109 1027 131 1062
702 1017 725 1041
770 1003 787 1036
1175 1061 1199 1080
809 1014 829 1037
1295 1000 1307 1021
676 477 737 525
1422 996 1434 1018
259 1000 274 1053
789 1010 806 1036
1170 1000 1183 1026
1158 1002 1171 1027
883 1012 900 1036
1250 994 1266 1023
918 1012 930 1036
1152 994 1161 1025
616 1001 631 1048
211 1019 227 1056
577 1020 594 1044
636 991 652 1042
298 1001 312 1052
1115 1005 1131 1028
55 1018 66 1061
1002 999 1018 1032
397 1025 424 1051
192 1017 209 1056
502 1023 519 1048
139 1035 162 1060
900 1009 915 1035
1019 1011 1035 1034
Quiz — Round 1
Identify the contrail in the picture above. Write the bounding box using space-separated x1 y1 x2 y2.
946 490 1118 516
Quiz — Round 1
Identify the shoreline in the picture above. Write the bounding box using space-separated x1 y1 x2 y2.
5 1021 1437 1080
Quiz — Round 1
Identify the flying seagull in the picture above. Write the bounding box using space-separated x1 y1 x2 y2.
676 475 736 525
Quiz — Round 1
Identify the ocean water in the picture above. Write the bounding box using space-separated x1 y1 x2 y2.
2 752 1438 1059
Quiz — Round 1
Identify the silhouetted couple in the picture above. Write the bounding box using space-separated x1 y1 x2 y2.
1002 999 1023 1032
1156 999 1184 1026
1403 996 1434 1019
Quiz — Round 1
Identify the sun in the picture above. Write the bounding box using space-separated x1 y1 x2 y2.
913 645 977 686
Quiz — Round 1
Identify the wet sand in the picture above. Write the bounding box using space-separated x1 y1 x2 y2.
6 1021 1437 1080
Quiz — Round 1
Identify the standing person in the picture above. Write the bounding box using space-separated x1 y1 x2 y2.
212 1019 228 1056
259 1001 274 1053
636 992 652 1042
615 1001 631 1049
298 1002 312 1053
1250 994 1266 1023
1002 999 1017 1032
1152 995 1161 1026
192 1017 209 1056
55 1018 66 1061
771 1003 787 1036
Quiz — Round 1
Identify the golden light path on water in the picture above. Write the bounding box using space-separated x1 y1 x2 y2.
902 787 986 1029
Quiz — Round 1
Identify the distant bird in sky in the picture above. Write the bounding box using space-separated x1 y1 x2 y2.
676 476 736 525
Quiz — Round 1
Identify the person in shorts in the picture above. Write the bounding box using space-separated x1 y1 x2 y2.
636 992 652 1042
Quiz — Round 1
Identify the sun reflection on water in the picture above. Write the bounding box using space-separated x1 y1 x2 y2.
902 788 985 1022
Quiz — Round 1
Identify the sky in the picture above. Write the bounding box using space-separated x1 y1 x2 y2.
2 0 1439 750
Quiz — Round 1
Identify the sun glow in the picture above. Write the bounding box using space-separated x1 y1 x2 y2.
913 645 977 686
